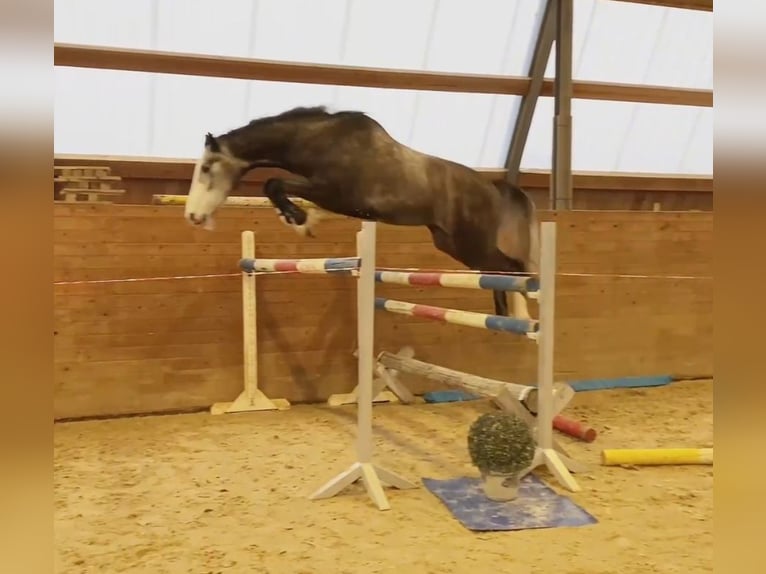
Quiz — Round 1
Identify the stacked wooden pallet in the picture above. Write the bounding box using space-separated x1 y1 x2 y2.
54 165 126 203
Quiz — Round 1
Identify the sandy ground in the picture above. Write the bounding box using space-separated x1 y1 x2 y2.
54 380 713 574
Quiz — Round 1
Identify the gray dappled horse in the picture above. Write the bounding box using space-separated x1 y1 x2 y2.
184 106 539 317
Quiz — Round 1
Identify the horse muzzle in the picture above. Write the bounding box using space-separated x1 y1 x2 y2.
187 212 207 226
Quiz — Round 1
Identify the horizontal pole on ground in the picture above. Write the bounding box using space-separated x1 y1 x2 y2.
377 351 532 399
602 447 713 466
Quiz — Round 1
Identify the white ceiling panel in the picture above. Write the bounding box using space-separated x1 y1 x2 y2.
152 76 251 158
54 68 154 156
341 0 437 69
54 0 155 49
154 0 254 57
251 0 348 63
54 0 713 174
524 98 712 174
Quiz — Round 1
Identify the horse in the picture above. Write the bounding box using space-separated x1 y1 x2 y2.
183 106 540 318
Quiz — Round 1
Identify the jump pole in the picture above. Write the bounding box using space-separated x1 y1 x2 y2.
376 352 575 416
602 448 713 466
309 221 418 510
152 194 318 209
211 230 290 415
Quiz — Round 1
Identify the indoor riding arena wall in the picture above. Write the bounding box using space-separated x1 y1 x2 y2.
54 156 714 212
54 202 712 420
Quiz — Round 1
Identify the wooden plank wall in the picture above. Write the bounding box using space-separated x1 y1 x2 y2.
53 156 713 212
54 203 712 420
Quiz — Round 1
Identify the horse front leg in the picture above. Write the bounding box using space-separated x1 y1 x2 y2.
263 178 323 238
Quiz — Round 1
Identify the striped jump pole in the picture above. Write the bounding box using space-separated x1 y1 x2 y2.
374 297 539 339
375 270 539 298
239 257 359 274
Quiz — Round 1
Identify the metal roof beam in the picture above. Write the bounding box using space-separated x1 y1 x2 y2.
503 0 556 185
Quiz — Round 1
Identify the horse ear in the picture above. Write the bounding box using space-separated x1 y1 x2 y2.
205 132 221 153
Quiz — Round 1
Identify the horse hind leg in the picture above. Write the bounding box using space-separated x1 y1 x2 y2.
427 225 514 317
491 282 530 319
485 253 531 319
492 289 509 317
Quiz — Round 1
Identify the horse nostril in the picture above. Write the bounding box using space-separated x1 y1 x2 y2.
189 213 207 225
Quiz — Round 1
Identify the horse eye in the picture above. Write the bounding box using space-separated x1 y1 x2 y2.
201 165 210 174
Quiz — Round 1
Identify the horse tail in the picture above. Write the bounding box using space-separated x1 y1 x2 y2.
525 192 540 274
494 180 540 274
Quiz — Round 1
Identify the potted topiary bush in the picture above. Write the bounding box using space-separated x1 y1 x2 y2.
467 412 536 501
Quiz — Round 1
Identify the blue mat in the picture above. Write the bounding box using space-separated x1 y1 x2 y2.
422 474 597 532
423 390 480 403
568 374 672 392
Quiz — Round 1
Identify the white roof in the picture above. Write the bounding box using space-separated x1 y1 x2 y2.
54 0 712 174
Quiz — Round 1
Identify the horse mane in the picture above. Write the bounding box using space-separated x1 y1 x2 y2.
247 106 368 128
218 105 385 156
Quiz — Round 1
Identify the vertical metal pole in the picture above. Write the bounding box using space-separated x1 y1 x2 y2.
504 0 557 184
552 0 574 210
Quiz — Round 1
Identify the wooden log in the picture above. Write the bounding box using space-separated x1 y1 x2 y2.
376 351 575 415
378 351 509 397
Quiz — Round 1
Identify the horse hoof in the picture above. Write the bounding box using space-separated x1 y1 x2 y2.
293 223 315 238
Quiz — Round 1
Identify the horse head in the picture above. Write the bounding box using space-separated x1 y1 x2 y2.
184 132 250 230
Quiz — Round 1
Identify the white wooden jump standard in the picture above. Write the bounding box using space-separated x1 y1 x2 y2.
221 220 415 509
211 230 290 414
532 222 581 491
308 221 418 509
373 222 582 492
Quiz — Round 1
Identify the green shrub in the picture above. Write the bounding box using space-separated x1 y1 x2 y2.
467 412 536 475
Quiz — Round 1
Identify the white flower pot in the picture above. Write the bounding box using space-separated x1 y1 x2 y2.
481 472 521 501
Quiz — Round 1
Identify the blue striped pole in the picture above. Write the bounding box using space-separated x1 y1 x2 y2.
374 297 538 337
239 257 360 274
374 270 539 295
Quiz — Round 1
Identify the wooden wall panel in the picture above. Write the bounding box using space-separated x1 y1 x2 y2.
54 155 713 212
54 203 712 419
